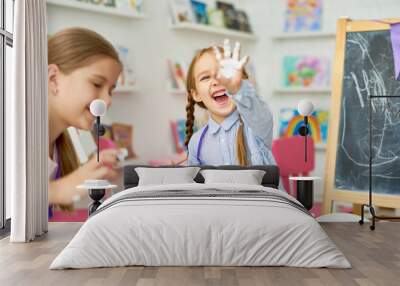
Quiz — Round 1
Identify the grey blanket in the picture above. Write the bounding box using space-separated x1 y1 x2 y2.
93 189 311 217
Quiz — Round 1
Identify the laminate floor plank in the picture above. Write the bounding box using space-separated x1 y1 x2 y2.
0 222 399 286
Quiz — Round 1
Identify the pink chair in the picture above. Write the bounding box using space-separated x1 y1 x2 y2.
99 137 117 151
272 136 315 197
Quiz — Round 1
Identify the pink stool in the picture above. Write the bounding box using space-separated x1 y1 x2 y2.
272 136 315 197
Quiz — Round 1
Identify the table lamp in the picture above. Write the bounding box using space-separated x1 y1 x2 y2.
77 99 117 215
289 100 320 211
297 99 314 162
89 99 107 162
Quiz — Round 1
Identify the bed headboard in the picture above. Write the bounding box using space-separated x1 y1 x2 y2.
123 165 280 189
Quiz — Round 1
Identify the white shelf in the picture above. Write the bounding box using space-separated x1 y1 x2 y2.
274 87 331 94
114 86 139 94
171 22 257 41
47 0 147 19
273 31 335 40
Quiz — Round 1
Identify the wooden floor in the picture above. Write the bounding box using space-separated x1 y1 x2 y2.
0 222 399 286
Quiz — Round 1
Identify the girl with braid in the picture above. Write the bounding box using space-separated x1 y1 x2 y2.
185 39 276 166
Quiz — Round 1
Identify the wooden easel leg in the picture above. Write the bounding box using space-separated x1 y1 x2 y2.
322 197 333 215
352 204 362 215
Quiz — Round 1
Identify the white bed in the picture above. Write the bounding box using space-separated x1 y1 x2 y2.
50 183 351 269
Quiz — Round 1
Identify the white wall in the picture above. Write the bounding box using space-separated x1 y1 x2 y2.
47 0 400 202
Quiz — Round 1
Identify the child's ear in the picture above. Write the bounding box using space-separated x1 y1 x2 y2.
191 89 202 103
48 64 60 95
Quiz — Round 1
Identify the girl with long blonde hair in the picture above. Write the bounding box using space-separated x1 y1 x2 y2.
48 27 122 214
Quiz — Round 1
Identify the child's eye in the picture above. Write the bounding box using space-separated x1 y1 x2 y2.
93 83 102 88
200 76 210 81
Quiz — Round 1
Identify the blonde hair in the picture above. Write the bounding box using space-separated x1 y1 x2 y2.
185 47 248 166
48 27 121 208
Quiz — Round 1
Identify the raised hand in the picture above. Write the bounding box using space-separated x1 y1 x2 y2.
213 39 249 94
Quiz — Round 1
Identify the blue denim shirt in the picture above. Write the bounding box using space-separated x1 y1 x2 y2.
187 80 276 166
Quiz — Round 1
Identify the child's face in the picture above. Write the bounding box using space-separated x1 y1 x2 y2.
191 52 236 122
50 57 121 130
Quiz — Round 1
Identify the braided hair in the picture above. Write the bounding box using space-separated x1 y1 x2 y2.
185 47 249 166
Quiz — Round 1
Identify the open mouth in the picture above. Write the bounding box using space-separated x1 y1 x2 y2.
211 89 229 105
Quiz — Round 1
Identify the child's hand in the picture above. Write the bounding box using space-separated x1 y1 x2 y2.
49 149 119 205
213 39 249 95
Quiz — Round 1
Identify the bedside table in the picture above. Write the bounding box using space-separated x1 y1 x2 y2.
77 180 117 216
289 176 321 210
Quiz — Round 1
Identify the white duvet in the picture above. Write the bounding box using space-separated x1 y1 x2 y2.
50 183 351 269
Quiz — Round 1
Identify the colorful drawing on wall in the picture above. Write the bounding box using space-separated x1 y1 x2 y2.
282 56 330 88
170 119 199 153
169 0 195 23
170 119 187 153
167 59 187 91
216 1 239 30
111 123 137 159
208 9 225 28
113 0 143 12
284 0 322 33
191 0 209 24
116 45 136 89
279 108 329 144
130 0 144 12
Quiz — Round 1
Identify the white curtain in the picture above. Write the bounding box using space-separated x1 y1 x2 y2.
8 0 48 242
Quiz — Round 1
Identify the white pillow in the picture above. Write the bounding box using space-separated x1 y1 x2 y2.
200 169 266 185
135 167 200 186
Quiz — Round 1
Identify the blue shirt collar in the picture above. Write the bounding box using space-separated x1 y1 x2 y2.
208 110 240 134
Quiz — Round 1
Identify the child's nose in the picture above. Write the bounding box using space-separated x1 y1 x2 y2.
211 76 220 86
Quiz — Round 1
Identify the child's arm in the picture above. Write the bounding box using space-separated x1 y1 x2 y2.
213 40 273 149
228 80 273 149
